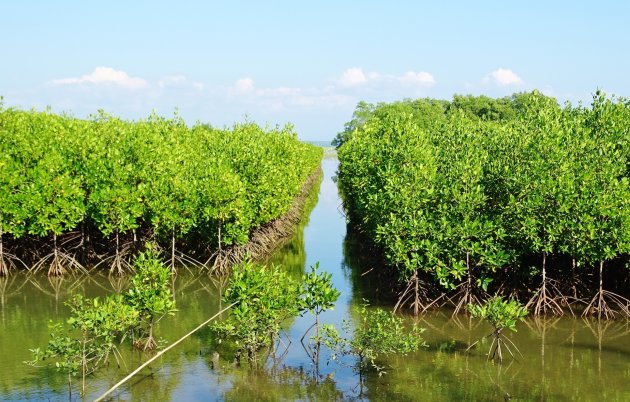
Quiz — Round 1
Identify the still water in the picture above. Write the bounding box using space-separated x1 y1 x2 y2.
1 157 629 401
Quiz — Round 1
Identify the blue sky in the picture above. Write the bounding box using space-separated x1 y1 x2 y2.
1 1 629 141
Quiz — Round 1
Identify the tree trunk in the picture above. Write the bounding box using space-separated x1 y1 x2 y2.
413 271 420 316
80 222 85 264
541 252 547 314
217 221 222 253
171 227 176 271
115 230 121 275
466 252 471 306
542 252 547 289
571 258 577 300
50 233 61 276
0 223 6 277
598 261 604 321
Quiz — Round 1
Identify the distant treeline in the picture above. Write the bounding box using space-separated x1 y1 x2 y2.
336 91 630 318
0 105 322 276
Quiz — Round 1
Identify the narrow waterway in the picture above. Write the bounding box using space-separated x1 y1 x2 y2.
1 157 629 401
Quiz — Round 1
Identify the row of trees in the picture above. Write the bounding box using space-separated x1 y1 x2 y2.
0 106 322 275
337 91 630 318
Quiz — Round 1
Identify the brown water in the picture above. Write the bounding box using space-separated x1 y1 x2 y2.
1 157 629 401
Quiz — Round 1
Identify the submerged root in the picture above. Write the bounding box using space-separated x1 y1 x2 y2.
107 275 131 294
466 328 523 363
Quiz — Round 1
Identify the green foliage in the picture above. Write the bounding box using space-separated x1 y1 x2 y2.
467 296 527 362
337 91 630 314
125 245 176 349
0 107 322 264
300 262 340 318
210 261 303 363
28 294 138 392
468 296 527 332
27 246 177 392
319 304 425 375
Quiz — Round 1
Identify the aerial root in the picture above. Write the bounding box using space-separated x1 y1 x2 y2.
582 290 630 320
165 251 206 273
0 252 28 277
59 231 83 250
394 273 446 316
32 250 88 277
526 278 570 316
448 281 487 316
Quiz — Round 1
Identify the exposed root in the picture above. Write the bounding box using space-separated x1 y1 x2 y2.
165 252 206 273
32 250 88 276
29 234 87 276
59 231 83 250
133 324 158 351
0 228 28 276
526 278 570 316
109 253 133 276
394 271 446 316
207 167 322 274
581 261 630 319
93 233 135 276
448 277 487 317
525 254 570 316
582 290 630 319
0 252 28 277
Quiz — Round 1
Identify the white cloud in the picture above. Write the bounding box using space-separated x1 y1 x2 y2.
399 71 436 86
233 77 255 93
338 68 380 86
158 74 204 90
51 67 148 90
336 68 436 91
485 68 523 86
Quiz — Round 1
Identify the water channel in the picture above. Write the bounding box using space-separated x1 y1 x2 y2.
1 157 629 401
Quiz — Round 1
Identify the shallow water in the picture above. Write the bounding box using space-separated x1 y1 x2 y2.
1 158 629 401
